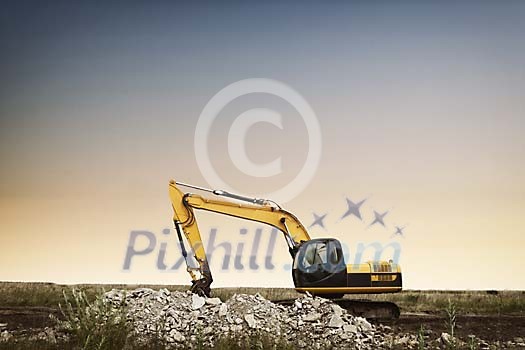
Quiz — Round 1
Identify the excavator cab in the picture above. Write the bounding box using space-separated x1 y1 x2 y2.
292 238 402 298
292 239 346 289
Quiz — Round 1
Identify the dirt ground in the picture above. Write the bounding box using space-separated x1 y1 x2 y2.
2 306 524 344
381 313 525 343
0 307 60 330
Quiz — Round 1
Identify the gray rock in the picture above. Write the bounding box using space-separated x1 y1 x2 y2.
328 314 344 328
331 304 344 317
205 297 222 305
245 314 256 328
169 329 185 342
340 332 351 340
303 312 321 322
1 330 12 341
440 332 454 345
380 324 392 331
231 324 242 332
44 328 57 344
219 303 228 317
355 316 373 331
191 294 205 310
343 324 358 334
395 336 410 345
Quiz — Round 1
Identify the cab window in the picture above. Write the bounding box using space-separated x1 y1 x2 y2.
302 242 328 267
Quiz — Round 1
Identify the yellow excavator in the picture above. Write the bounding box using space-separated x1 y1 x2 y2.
169 180 402 318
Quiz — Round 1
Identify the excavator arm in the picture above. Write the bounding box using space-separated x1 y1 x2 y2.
168 179 310 296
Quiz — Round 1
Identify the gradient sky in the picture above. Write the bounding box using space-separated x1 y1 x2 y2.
1 1 524 290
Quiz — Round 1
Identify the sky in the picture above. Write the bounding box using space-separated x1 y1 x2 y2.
1 1 524 290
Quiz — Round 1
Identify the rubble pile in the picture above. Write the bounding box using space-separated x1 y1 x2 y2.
103 288 413 349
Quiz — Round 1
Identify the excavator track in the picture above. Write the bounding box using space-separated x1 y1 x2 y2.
274 298 400 320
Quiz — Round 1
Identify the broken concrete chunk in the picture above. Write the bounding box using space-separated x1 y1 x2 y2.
302 312 321 322
205 297 222 305
191 294 205 310
219 303 228 316
244 314 256 328
328 314 345 328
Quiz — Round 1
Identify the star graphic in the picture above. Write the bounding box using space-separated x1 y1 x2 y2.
391 225 406 238
368 210 389 228
309 212 327 229
341 198 366 221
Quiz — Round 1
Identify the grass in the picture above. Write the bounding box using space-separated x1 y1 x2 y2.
354 289 525 315
445 298 458 339
0 282 188 309
59 289 136 350
0 282 524 315
417 325 425 350
444 298 458 349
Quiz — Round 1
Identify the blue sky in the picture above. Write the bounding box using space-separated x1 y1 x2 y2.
1 1 524 289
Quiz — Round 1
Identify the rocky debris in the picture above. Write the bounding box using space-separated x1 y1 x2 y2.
35 327 58 344
1 330 13 342
343 324 358 333
439 332 453 344
99 288 413 349
513 337 525 347
218 303 228 317
29 288 505 350
438 331 467 347
302 312 321 322
394 334 417 346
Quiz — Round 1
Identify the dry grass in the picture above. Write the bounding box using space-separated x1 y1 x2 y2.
210 287 525 315
353 290 525 315
0 282 523 315
0 282 187 308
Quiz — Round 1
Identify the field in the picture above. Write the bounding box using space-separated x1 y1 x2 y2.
0 282 524 349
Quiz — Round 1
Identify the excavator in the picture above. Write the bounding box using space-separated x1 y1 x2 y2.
169 180 402 318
